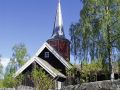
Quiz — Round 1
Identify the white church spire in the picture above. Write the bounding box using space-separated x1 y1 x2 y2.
52 0 65 38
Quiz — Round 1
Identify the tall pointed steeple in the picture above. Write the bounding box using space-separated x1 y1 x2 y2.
52 0 65 38
47 0 70 62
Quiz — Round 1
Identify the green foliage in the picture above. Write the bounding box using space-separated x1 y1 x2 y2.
0 56 5 88
69 0 120 80
0 80 4 88
69 23 81 64
3 73 24 88
67 66 77 77
81 59 109 82
66 59 109 84
2 43 29 88
14 74 24 87
32 66 54 90
66 65 81 85
12 43 29 68
5 43 30 76
0 55 3 80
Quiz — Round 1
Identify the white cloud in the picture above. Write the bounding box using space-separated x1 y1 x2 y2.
1 58 10 69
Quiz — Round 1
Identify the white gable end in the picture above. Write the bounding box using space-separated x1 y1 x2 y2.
35 42 72 69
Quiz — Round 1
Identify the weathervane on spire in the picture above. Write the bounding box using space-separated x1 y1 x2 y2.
52 0 65 38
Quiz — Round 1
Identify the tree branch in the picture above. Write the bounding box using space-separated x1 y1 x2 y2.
111 33 120 43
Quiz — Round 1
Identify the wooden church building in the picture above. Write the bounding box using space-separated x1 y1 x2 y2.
14 0 72 89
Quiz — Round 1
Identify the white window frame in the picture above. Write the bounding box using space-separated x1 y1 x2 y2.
44 52 49 58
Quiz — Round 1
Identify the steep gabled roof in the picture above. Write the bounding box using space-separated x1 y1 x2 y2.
14 56 66 79
35 42 72 69
14 42 72 79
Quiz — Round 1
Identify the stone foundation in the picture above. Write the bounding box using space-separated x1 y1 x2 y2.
0 86 35 90
61 80 120 90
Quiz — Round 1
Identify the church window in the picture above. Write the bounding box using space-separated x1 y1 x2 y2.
44 52 49 58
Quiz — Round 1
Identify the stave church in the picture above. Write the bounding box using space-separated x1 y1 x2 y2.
14 0 72 89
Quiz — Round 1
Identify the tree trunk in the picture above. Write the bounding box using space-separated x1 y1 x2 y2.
105 3 114 80
107 25 114 80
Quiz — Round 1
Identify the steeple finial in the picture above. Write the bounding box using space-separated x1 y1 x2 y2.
52 0 65 38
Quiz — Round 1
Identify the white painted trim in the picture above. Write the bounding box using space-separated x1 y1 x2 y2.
14 42 71 78
35 42 72 69
14 57 56 78
58 81 62 90
35 57 57 78
35 57 66 78
14 56 66 79
14 57 35 77
35 42 47 56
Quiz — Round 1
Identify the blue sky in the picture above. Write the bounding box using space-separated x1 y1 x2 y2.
0 0 83 65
